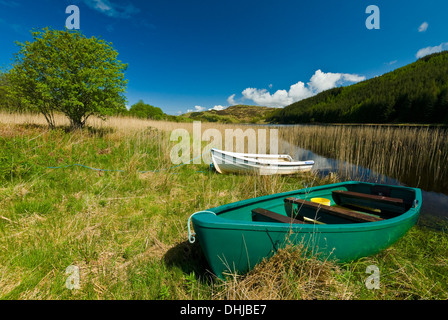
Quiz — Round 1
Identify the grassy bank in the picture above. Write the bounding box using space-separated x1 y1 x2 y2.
0 113 447 300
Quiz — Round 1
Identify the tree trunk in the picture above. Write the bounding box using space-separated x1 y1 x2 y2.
70 118 85 130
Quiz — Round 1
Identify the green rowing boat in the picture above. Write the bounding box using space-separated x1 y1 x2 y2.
189 181 422 279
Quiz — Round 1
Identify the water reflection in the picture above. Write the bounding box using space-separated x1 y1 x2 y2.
280 140 448 228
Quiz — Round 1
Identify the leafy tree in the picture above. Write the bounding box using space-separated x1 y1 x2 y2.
0 72 10 111
8 28 128 129
129 100 164 120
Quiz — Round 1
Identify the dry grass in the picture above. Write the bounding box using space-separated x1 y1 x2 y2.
215 245 352 300
0 111 279 150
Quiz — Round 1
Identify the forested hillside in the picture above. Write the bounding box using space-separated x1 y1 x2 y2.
268 51 448 124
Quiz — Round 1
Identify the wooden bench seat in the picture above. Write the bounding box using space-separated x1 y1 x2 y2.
284 197 384 223
332 190 406 215
252 208 306 224
332 190 404 205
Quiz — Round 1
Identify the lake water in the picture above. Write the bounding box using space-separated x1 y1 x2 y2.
279 140 448 229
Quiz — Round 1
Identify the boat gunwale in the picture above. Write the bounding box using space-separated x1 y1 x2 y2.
192 181 422 234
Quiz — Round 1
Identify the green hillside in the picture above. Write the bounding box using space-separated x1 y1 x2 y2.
183 105 276 123
268 51 448 124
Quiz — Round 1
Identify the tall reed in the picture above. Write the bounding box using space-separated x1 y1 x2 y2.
279 125 448 193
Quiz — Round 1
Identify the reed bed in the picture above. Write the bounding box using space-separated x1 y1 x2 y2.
279 125 448 193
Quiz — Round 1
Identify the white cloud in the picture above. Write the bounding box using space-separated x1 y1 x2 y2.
186 105 206 113
83 0 140 18
416 42 448 58
337 73 366 83
185 104 227 113
289 81 312 101
209 105 226 111
227 94 236 106
418 22 428 32
239 70 365 108
242 88 293 108
308 70 340 92
94 0 111 12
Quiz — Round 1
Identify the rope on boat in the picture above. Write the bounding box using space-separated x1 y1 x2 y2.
187 211 216 244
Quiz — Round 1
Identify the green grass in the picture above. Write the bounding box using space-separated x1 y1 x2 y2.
0 121 447 300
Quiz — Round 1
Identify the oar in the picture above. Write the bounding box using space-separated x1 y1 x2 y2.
285 200 326 225
302 216 326 225
293 210 326 225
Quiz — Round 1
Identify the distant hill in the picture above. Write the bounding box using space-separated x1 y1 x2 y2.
268 51 448 124
183 105 277 123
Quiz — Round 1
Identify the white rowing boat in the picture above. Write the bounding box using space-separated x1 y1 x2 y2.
210 148 314 175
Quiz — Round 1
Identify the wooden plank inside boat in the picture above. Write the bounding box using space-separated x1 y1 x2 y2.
252 208 306 224
332 190 404 205
332 190 406 215
284 197 384 223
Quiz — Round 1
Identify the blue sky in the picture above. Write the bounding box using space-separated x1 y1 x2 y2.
1 0 447 115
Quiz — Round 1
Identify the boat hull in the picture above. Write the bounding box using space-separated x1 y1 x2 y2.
211 148 314 175
192 181 421 279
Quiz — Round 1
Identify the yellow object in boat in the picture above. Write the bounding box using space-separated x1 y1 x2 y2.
311 197 331 206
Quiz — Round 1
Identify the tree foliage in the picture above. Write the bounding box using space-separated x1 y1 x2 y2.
0 72 17 112
128 100 165 120
268 51 448 124
0 72 10 111
8 28 128 129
